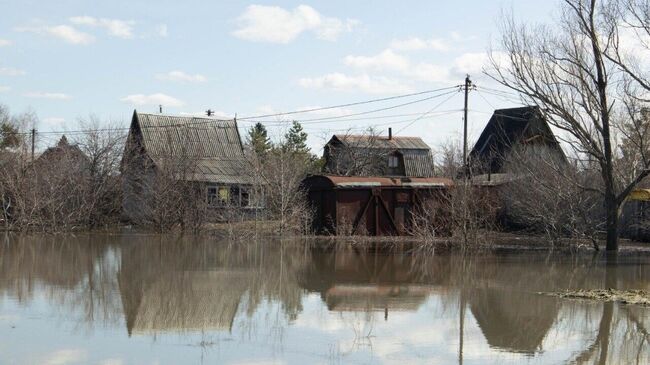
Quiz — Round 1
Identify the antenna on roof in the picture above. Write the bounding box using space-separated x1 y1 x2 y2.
159 105 163 114
206 109 214 117
234 113 237 123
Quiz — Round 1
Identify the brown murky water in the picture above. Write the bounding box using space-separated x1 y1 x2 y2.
0 233 648 365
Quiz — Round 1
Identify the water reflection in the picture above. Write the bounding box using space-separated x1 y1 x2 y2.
0 234 649 364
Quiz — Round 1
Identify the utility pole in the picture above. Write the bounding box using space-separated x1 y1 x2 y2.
463 75 472 172
31 128 36 162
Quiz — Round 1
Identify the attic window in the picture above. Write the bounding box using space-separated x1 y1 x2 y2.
388 155 399 168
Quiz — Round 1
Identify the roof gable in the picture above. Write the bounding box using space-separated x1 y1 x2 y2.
135 112 245 159
127 111 254 184
469 106 563 172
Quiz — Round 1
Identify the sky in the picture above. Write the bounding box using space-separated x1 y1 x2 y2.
0 0 559 153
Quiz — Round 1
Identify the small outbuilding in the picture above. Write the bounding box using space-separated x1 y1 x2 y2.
302 175 452 236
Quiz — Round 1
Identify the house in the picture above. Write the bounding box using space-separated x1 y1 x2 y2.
35 135 90 173
323 129 435 177
302 175 452 236
469 106 565 176
121 111 259 222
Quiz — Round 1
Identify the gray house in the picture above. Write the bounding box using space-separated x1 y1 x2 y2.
121 111 259 222
323 129 435 177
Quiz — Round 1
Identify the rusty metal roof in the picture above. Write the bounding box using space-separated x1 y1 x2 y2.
134 112 254 184
305 175 453 188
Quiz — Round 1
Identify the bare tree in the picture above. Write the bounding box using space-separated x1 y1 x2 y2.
323 128 392 176
502 147 603 248
488 0 650 251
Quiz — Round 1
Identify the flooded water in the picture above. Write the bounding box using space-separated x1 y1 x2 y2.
0 234 649 365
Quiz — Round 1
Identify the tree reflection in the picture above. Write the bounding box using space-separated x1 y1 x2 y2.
0 234 648 363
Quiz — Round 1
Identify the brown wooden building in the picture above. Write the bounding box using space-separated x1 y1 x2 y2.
121 111 259 222
323 130 435 177
302 175 452 236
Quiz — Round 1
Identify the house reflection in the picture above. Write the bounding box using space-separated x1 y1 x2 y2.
469 288 559 354
299 245 439 315
117 236 309 335
1 234 648 364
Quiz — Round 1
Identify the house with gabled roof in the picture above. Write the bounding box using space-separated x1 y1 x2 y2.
120 111 259 222
322 129 435 177
469 106 566 176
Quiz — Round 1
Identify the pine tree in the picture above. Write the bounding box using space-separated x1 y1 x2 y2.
246 122 271 157
283 121 309 154
0 105 22 150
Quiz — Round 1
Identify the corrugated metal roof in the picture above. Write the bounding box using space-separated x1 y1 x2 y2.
402 152 435 178
333 135 431 150
134 112 254 184
326 135 435 177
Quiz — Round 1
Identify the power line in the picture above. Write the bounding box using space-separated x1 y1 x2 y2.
3 85 464 138
396 91 460 134
235 85 460 121
242 89 460 125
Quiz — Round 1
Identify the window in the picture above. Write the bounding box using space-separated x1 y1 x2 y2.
219 186 230 204
207 186 218 205
388 155 399 168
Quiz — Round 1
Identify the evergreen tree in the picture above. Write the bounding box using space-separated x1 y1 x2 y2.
0 105 22 150
246 122 272 157
283 121 309 154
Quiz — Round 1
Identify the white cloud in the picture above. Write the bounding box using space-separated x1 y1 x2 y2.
0 67 26 76
43 117 65 127
15 24 95 44
0 39 12 47
0 86 10 92
408 62 451 83
43 349 86 365
155 70 207 83
298 73 412 94
24 92 72 100
344 49 452 83
345 49 410 72
232 5 358 43
452 52 489 74
156 24 168 37
69 16 134 39
98 359 123 365
390 37 449 52
120 93 185 107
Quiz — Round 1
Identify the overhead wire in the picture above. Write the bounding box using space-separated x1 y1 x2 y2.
395 90 460 134
235 85 460 120
239 89 461 125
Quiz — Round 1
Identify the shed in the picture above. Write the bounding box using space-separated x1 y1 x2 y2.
323 131 435 177
469 106 565 174
302 175 452 236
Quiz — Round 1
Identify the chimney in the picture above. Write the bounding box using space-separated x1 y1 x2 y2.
159 105 163 114
388 127 392 140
